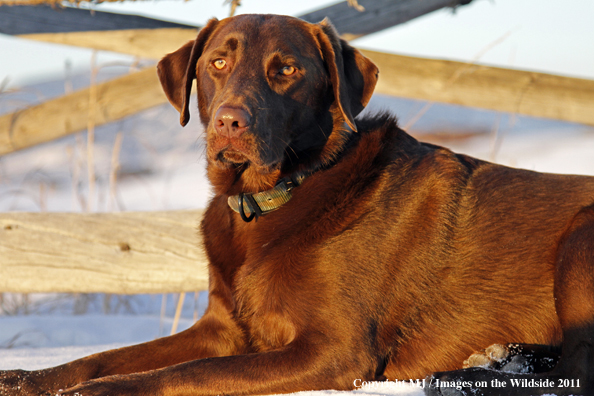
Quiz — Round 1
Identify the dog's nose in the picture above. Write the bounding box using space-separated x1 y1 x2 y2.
214 106 251 138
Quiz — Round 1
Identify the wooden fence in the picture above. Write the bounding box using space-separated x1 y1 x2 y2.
0 211 208 293
2 44 593 156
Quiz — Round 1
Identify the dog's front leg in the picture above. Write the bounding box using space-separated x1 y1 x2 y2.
0 296 246 396
57 337 362 396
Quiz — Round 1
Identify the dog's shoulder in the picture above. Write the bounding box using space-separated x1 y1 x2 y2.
351 112 479 178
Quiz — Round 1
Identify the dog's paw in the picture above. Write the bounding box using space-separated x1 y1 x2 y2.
58 379 122 396
463 343 559 374
57 374 158 396
0 369 52 396
463 344 510 370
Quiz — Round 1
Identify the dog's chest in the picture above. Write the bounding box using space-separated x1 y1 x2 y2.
232 239 321 351
234 263 301 351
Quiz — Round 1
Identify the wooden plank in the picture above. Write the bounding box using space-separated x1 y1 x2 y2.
0 211 208 294
362 49 594 127
0 67 167 156
20 28 198 60
3 49 594 157
12 0 455 58
0 5 196 35
300 0 474 40
1 0 466 37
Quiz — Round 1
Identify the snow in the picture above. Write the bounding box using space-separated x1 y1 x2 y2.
1 75 592 395
0 344 126 371
0 314 194 351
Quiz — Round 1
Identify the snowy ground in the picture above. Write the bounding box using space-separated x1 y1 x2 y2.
1 72 593 395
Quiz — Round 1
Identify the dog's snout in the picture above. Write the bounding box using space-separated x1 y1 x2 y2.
215 106 251 138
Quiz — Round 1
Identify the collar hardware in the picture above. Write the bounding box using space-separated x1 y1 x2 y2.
228 171 307 222
226 123 354 222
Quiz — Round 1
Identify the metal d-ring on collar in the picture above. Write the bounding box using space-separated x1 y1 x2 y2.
228 171 308 222
237 194 256 222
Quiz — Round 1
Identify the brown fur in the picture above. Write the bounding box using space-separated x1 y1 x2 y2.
1 14 593 396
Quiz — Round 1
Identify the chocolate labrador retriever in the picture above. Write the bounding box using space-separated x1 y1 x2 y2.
1 13 593 396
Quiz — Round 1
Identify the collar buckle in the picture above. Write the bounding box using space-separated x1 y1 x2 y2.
227 171 308 222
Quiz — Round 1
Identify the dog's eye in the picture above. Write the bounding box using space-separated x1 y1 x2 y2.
213 59 227 70
279 66 296 76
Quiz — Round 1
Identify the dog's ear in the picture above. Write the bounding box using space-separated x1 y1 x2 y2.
157 18 220 126
314 18 379 132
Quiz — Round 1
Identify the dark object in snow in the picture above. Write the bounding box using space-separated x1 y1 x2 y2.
1 13 594 396
463 343 560 374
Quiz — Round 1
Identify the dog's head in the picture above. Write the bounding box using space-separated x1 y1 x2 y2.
158 14 378 193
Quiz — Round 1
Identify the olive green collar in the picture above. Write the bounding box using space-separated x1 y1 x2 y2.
227 123 355 222
227 171 308 222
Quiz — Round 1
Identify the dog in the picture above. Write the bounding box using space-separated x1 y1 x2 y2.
1 13 593 396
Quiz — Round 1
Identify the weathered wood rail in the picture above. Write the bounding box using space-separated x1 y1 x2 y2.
0 67 167 155
2 44 593 156
0 211 208 294
0 0 471 37
19 27 198 59
361 49 594 127
300 0 473 40
0 4 197 33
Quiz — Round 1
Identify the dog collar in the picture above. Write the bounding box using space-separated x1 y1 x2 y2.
227 124 354 222
227 171 308 222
